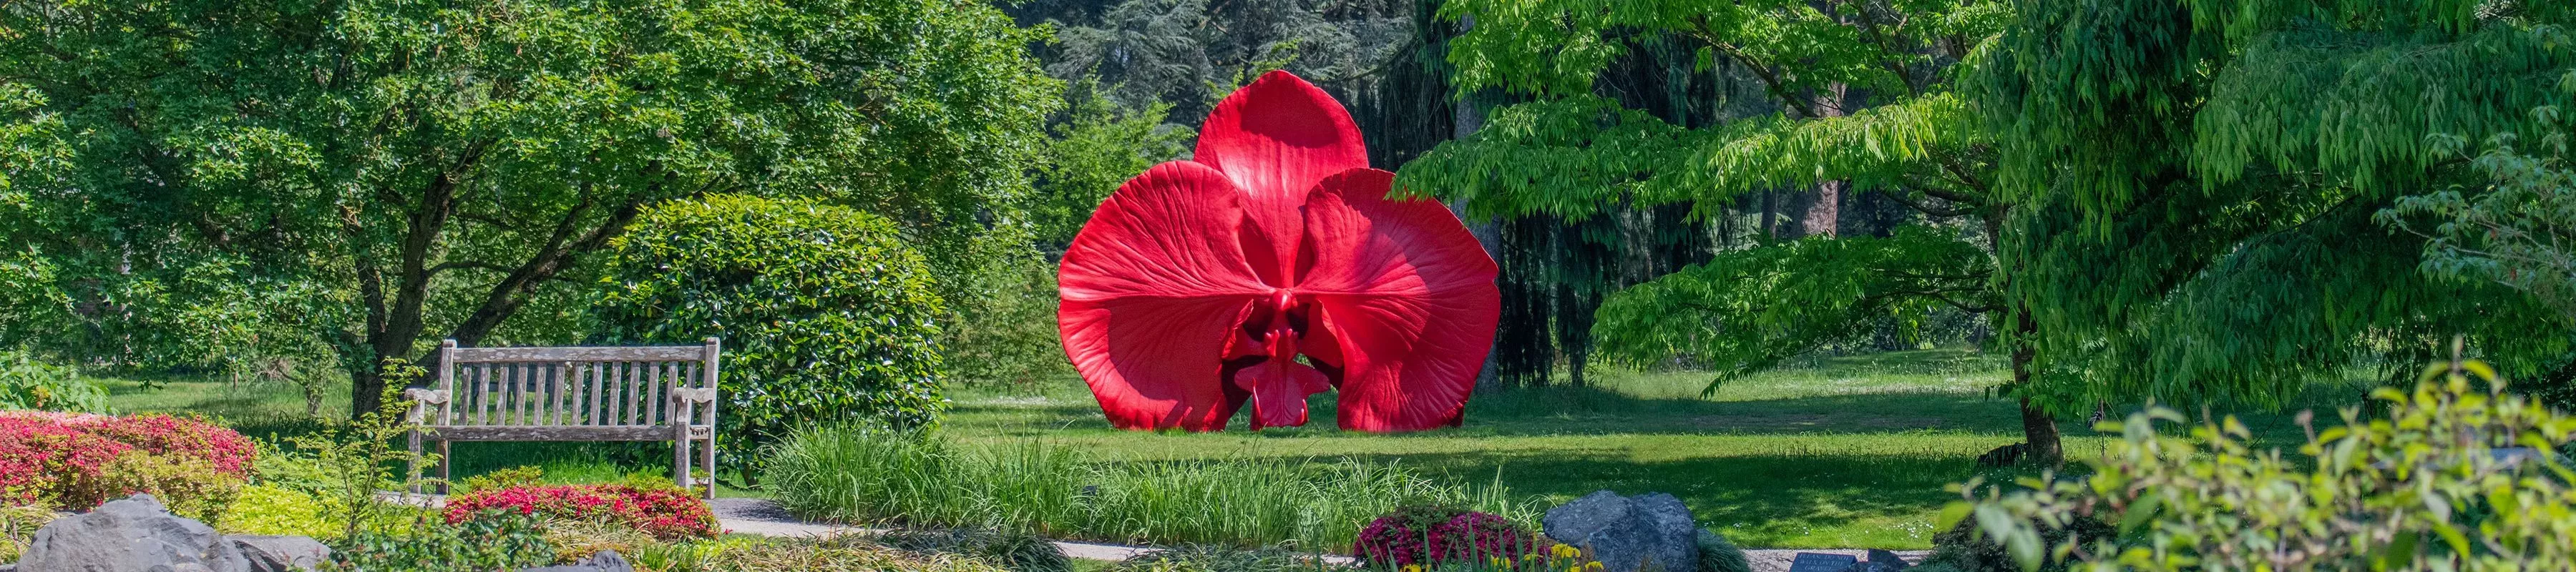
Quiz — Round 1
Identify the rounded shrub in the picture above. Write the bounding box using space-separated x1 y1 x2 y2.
592 194 948 475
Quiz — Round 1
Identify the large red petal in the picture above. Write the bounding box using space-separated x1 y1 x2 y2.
1059 161 1272 430
1194 70 1370 286
1296 168 1501 431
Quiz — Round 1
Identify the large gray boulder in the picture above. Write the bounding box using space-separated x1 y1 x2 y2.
228 536 331 572
17 494 250 572
1543 490 1699 572
517 550 635 572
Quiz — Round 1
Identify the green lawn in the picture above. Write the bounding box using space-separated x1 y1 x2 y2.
92 348 2373 550
943 349 2374 550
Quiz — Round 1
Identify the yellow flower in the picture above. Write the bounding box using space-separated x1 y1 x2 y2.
1584 562 1605 572
1490 557 1508 566
1402 565 1423 572
1551 545 1578 558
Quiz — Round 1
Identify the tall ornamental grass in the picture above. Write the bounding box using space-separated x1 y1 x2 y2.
764 424 1534 551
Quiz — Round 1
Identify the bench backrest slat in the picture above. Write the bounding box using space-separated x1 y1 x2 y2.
425 342 716 429
454 345 706 363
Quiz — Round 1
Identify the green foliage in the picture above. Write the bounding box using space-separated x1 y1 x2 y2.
1982 0 2576 405
0 503 54 563
0 350 106 413
1694 528 1751 572
941 255 1078 390
1108 544 1354 572
91 450 245 522
1948 355 2576 571
324 510 555 572
763 423 1534 551
217 484 340 539
1592 227 1994 393
2382 95 2576 326
593 194 948 474
278 371 439 540
457 465 547 494
1031 82 1196 247
0 0 1060 414
876 527 1073 572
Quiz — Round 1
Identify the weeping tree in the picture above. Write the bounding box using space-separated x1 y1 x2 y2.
0 0 1061 417
1982 0 2575 409
1397 0 2087 460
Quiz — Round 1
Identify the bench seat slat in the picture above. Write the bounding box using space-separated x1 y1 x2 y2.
420 425 712 442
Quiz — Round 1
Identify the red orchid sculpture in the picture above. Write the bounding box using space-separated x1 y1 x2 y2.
1057 71 1501 432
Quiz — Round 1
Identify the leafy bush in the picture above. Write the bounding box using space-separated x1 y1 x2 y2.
765 424 1534 550
592 194 949 475
1694 528 1750 572
218 484 338 538
0 351 105 413
0 411 255 510
444 483 720 540
1350 506 1532 569
0 503 57 563
1951 357 2576 571
1918 516 2107 572
457 465 546 493
89 450 244 521
877 526 1072 572
324 510 555 572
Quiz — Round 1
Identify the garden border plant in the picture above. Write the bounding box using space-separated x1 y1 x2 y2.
764 423 1537 551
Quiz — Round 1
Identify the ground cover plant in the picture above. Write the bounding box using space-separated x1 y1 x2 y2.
765 423 1535 551
1950 355 2576 571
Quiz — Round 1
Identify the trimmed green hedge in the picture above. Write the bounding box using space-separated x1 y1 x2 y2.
592 194 947 475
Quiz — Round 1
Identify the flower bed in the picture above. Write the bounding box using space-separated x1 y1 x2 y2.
1352 506 1534 569
0 411 255 511
444 483 719 540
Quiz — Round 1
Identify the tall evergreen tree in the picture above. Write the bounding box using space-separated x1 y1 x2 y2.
1397 0 2088 460
1981 0 2574 407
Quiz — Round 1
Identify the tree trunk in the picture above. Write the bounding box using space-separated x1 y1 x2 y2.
2011 309 2063 465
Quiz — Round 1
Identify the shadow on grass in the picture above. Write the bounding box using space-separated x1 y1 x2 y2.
954 383 2041 438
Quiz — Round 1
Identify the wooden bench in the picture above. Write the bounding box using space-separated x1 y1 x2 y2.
406 338 721 498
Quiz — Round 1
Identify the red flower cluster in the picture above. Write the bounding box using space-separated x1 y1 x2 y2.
444 483 720 539
0 411 256 508
1352 508 1533 568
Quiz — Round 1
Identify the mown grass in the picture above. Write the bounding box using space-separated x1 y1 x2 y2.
765 424 1531 551
943 348 2377 550
95 347 2376 550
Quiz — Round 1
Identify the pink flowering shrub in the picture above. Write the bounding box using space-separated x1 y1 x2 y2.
0 411 256 510
443 483 718 540
1353 506 1535 568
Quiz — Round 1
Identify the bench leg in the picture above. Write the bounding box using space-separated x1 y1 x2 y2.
436 440 453 495
699 436 716 499
407 430 423 495
672 429 691 493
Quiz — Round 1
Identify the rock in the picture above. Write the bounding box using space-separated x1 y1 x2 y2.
518 550 635 572
17 494 251 572
1542 490 1700 572
228 535 331 571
